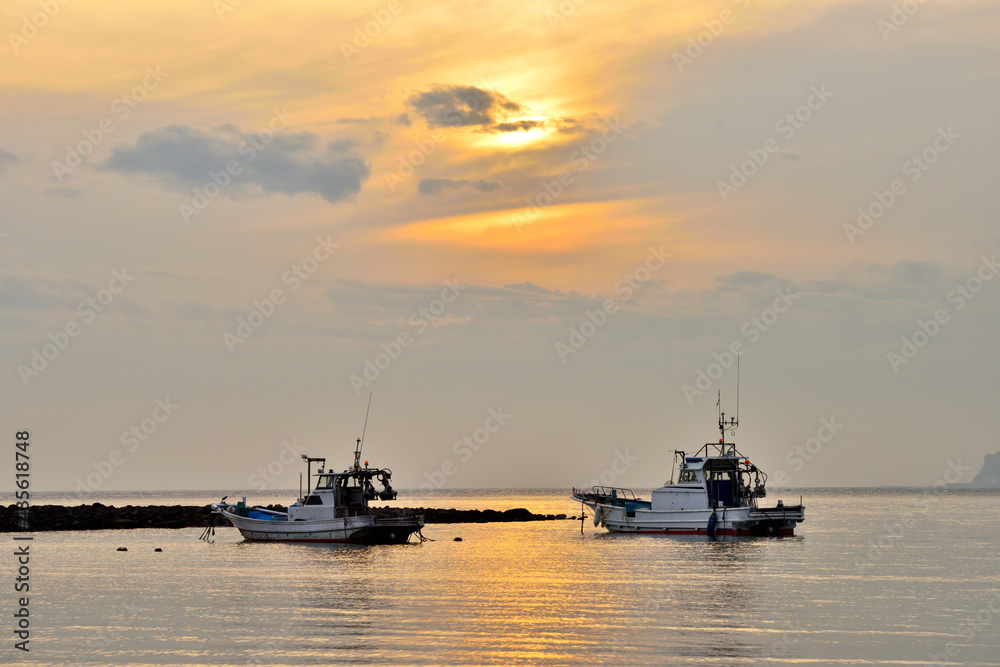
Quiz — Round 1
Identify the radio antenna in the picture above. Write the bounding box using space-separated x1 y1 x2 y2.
354 391 373 471
736 355 740 424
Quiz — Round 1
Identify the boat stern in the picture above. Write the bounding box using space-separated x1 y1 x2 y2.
746 502 805 536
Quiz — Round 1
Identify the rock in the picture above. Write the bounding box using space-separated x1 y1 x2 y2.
454 537 463 541
154 548 162 552
972 451 1000 486
117 547 127 551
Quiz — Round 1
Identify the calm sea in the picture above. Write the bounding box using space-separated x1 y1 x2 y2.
3 488 999 666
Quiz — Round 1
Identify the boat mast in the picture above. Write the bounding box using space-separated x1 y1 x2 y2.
718 358 739 453
354 391 373 471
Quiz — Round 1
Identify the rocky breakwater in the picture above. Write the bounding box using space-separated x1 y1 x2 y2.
1 504 571 532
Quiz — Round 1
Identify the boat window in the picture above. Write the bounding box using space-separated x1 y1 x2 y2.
678 470 699 483
314 476 334 490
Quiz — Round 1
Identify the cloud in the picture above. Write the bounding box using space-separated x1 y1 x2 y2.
333 113 411 127
491 120 545 133
503 282 565 296
0 147 19 174
105 125 370 203
714 271 786 293
406 84 521 129
0 275 78 311
418 178 503 196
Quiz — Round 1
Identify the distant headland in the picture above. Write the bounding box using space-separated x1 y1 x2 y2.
971 451 1000 486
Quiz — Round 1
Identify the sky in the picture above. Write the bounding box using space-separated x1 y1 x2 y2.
2 0 998 494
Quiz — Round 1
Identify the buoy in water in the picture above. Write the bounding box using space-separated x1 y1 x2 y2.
116 547 127 552
154 548 163 552
454 537 463 542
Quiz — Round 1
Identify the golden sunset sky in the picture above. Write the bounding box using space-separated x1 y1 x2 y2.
3 0 998 491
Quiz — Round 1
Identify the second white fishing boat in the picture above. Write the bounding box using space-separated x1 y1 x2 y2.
573 398 804 537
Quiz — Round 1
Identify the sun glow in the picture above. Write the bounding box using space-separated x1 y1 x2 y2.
467 114 558 150
384 200 663 253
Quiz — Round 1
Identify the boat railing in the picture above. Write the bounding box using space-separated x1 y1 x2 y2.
572 486 639 504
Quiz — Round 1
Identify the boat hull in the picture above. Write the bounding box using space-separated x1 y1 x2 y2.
580 500 803 537
219 510 423 544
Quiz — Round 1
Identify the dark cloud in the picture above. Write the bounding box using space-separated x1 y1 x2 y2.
555 117 588 134
105 125 370 203
327 137 360 152
406 85 521 129
418 178 503 196
492 120 545 133
503 282 565 296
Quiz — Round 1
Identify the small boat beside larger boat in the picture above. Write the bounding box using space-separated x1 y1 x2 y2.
211 436 424 544
573 404 805 537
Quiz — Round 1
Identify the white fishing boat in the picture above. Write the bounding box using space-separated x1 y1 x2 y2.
573 398 804 537
210 427 424 544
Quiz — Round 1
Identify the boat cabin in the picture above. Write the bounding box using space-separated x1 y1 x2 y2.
652 441 769 511
288 466 397 520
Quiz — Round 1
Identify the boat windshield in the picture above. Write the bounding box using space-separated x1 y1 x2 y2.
314 475 335 490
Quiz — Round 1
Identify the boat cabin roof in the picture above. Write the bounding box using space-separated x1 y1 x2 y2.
681 449 755 472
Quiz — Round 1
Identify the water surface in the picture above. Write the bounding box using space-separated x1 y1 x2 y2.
5 488 999 665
